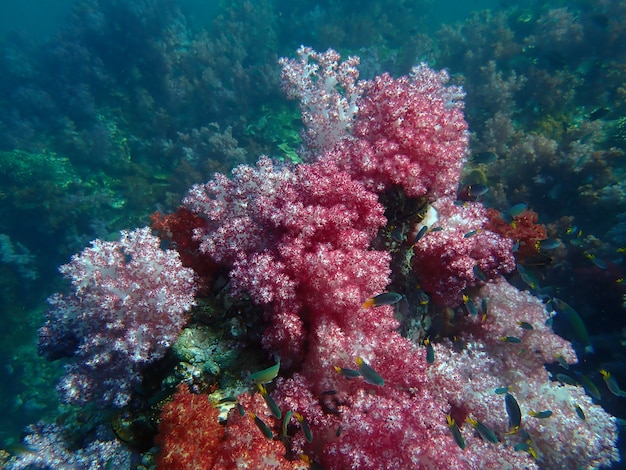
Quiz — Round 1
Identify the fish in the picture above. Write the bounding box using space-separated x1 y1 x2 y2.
507 203 528 218
574 404 586 420
537 239 560 251
555 373 577 386
355 356 385 386
417 290 430 306
294 412 313 442
504 393 522 433
362 292 403 308
250 359 281 385
464 229 480 238
575 372 601 400
333 365 361 379
555 354 570 369
470 151 498 164
585 252 607 270
529 410 553 419
599 370 626 397
466 417 498 443
457 184 489 202
590 107 610 121
412 225 429 245
473 265 487 282
517 264 539 290
258 383 282 419
425 338 435 364
500 336 522 343
514 441 538 459
549 298 593 353
494 386 512 395
446 414 466 450
517 321 534 331
251 412 274 439
282 410 293 438
463 294 478 316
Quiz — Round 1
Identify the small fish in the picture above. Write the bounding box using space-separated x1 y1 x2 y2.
425 338 435 364
566 225 579 236
481 298 489 316
355 356 385 386
470 151 498 164
575 372 601 400
590 107 610 121
517 264 539 290
336 426 342 437
219 396 238 403
494 386 512 395
463 295 478 316
282 410 293 438
446 414 466 450
555 354 570 369
417 290 430 306
413 225 429 245
517 321 534 331
549 298 593 353
333 365 361 379
294 412 313 442
466 417 498 443
508 203 528 218
250 359 281 385
237 401 245 416
529 410 553 419
251 412 274 439
555 373 577 386
500 336 522 344
600 370 626 397
390 226 404 242
537 239 560 251
570 238 584 247
504 393 522 433
258 383 282 419
473 265 487 282
458 184 489 201
514 441 538 459
362 292 403 308
574 404 586 420
464 229 480 238
585 253 607 270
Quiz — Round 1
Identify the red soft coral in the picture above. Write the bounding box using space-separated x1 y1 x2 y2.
155 384 224 469
485 208 547 263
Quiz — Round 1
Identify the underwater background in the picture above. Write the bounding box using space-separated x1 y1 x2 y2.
0 0 625 468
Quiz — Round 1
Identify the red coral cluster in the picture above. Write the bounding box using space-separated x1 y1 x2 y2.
155 384 224 469
330 65 469 199
412 197 516 306
151 207 219 294
485 208 547 262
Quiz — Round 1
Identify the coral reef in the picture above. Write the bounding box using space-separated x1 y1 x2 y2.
153 48 616 469
8 7 624 464
4 423 130 470
155 383 224 469
38 227 196 407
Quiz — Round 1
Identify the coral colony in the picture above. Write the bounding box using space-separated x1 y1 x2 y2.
11 47 620 469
